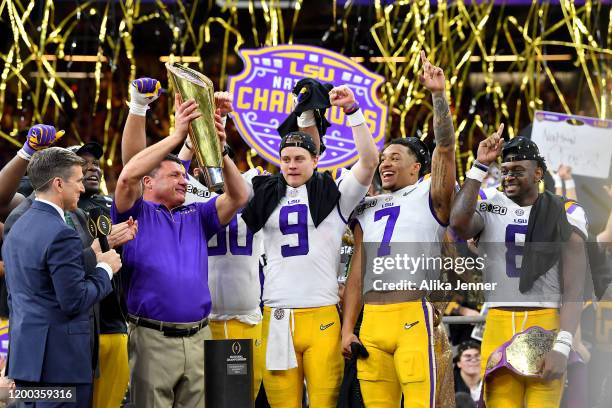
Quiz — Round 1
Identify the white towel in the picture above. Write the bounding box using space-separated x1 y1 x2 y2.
265 308 298 370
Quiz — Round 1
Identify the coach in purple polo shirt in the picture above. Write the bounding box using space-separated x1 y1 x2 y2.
112 95 249 407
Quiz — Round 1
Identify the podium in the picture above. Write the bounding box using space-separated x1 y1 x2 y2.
205 339 254 408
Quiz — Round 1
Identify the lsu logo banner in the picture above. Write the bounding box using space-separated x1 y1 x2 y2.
228 45 387 170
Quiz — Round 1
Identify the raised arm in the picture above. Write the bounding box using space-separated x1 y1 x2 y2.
419 51 456 224
341 222 364 358
121 78 162 165
214 107 250 225
0 125 64 219
450 125 504 239
329 85 379 185
115 95 201 213
178 91 234 163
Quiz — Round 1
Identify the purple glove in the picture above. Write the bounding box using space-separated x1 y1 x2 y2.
21 124 64 158
129 77 162 116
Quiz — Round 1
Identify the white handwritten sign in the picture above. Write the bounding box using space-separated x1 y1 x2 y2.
531 111 612 179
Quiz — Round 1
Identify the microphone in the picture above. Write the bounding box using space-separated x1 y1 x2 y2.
89 207 112 252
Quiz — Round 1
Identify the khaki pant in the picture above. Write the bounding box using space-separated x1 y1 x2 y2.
128 322 212 408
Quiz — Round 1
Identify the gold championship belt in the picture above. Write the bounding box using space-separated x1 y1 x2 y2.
478 327 558 408
484 326 556 377
166 62 224 190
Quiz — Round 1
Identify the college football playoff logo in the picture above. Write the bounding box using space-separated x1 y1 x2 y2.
231 341 242 355
274 309 285 320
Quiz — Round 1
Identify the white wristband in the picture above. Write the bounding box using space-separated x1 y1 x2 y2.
564 179 575 190
552 173 562 189
466 165 487 182
17 148 32 161
297 110 316 128
347 109 366 127
127 101 149 117
556 330 573 344
552 341 571 358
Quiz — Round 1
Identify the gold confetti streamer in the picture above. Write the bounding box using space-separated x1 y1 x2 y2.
0 0 609 179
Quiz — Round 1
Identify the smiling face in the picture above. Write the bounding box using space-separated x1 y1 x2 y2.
280 146 318 188
143 160 188 209
501 156 542 204
457 348 481 376
80 152 102 196
379 144 421 191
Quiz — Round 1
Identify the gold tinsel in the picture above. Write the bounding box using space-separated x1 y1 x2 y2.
0 0 610 180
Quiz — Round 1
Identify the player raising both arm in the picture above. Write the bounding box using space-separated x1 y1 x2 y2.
449 128 587 408
241 85 379 408
341 51 457 408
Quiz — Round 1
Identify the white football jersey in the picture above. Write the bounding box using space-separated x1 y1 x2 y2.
262 170 369 308
476 188 588 308
354 177 447 291
185 169 263 323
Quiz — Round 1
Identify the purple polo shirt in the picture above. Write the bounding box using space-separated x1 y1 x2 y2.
111 196 222 323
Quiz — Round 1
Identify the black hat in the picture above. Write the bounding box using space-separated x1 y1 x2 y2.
67 142 103 159
388 137 431 177
279 131 318 157
502 136 546 172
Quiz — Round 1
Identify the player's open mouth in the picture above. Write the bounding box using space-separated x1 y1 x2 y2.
86 176 99 182
381 171 395 180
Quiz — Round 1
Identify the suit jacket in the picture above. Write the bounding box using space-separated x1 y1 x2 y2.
2 200 112 383
3 195 101 376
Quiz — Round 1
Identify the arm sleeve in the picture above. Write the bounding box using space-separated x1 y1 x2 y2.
565 202 588 240
48 228 113 316
111 196 143 223
197 196 224 241
337 170 370 223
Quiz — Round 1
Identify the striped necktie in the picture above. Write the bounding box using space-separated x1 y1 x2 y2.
64 212 76 230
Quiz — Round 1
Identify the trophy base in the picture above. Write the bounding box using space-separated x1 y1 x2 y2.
202 167 224 191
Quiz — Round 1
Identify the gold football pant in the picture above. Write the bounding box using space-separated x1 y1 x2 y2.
357 300 437 408
93 333 129 408
481 308 563 408
209 319 264 401
262 305 343 408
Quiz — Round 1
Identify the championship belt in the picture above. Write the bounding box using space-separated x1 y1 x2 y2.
166 62 224 190
478 326 580 408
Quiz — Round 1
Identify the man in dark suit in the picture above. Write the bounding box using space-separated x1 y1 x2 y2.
2 147 122 407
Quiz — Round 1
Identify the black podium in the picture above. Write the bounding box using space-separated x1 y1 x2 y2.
205 339 254 408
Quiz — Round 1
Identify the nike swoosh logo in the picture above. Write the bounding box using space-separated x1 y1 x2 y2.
404 321 419 330
320 322 334 331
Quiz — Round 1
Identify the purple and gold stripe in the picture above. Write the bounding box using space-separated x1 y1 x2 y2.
421 298 436 408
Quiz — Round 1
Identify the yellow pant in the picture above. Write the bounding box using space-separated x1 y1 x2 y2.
209 319 264 401
262 305 343 408
481 308 563 408
93 333 129 408
357 300 436 408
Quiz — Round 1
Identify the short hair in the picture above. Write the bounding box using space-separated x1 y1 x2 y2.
385 137 431 178
148 154 184 177
27 147 85 192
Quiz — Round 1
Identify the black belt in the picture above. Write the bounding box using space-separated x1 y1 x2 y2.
128 315 208 337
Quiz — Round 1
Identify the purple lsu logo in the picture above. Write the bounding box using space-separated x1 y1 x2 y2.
228 45 387 171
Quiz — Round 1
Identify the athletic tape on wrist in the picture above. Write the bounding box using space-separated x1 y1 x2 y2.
347 109 366 127
17 148 32 161
552 341 571 358
564 179 575 190
466 165 487 182
127 101 148 116
221 115 228 128
297 110 316 128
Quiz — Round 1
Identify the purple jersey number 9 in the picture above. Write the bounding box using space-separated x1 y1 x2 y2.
208 211 254 256
280 204 309 257
504 224 528 277
374 206 400 257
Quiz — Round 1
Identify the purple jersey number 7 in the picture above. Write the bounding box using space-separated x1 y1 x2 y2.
374 206 400 257
280 204 309 257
